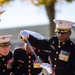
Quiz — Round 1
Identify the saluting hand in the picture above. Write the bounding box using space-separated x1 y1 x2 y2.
19 30 29 42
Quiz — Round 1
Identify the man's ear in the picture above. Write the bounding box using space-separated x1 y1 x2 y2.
69 30 71 36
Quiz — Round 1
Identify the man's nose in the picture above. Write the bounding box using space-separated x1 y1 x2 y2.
57 33 63 36
57 32 61 35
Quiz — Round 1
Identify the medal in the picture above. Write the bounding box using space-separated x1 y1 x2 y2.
59 50 70 62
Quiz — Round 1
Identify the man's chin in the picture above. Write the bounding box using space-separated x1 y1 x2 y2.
3 53 9 56
59 39 65 42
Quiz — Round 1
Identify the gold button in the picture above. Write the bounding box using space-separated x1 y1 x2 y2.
28 65 31 68
17 67 19 69
54 58 57 61
4 64 6 66
3 70 5 72
26 52 28 54
28 56 31 59
28 73 31 75
2 58 4 61
56 52 58 54
28 69 31 72
38 50 40 52
54 64 56 68
63 42 65 45
58 45 61 48
70 43 72 45
28 61 31 63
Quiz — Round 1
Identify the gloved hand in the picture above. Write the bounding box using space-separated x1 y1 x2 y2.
41 63 53 74
19 30 29 42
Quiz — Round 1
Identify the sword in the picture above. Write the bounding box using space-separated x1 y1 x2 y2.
26 40 50 75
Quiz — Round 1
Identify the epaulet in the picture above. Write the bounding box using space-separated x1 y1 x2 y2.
49 36 57 45
69 40 75 49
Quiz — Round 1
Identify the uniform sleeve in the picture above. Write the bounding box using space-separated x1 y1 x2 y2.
28 35 53 50
13 50 18 62
12 49 19 74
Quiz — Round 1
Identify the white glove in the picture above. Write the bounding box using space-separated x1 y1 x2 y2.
41 63 53 74
19 30 29 41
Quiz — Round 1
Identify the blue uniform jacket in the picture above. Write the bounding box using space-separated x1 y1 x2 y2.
13 47 50 75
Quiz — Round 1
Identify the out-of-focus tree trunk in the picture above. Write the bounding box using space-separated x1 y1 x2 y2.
45 2 56 37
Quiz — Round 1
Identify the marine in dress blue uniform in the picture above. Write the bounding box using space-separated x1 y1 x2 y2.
0 35 13 75
13 33 50 75
19 19 75 75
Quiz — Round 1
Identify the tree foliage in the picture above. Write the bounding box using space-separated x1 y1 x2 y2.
0 0 13 6
1 0 73 6
30 0 73 6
